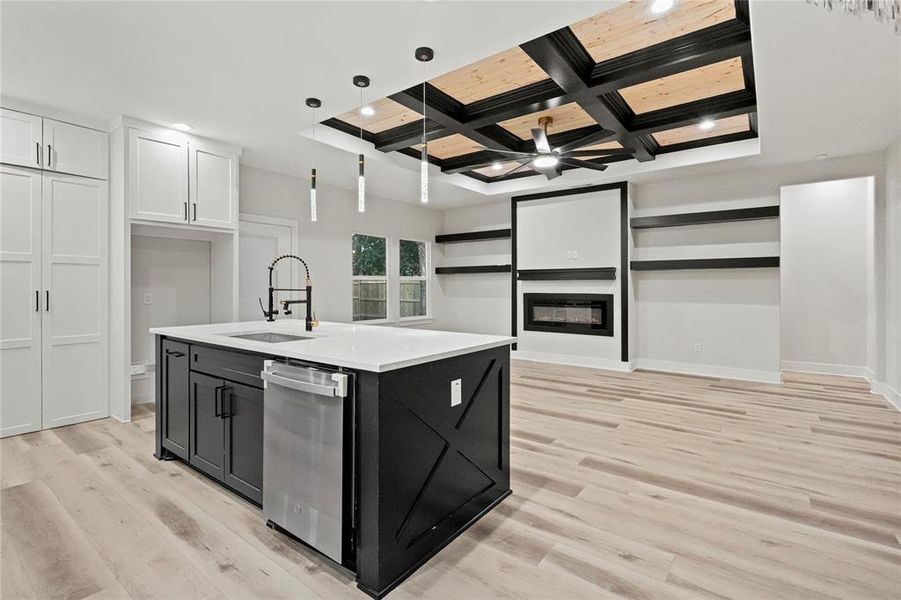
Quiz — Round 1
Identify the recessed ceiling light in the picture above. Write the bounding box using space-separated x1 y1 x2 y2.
360 105 375 116
491 162 503 171
814 152 829 160
649 0 675 15
533 155 559 169
698 118 716 131
171 123 193 132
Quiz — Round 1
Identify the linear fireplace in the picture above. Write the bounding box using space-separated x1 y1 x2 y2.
523 293 613 336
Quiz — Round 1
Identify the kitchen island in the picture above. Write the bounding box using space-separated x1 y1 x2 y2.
151 320 514 599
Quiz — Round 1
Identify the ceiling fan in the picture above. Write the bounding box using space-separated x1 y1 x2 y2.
479 116 628 181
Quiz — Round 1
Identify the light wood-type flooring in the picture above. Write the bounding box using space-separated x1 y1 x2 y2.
2 363 899 599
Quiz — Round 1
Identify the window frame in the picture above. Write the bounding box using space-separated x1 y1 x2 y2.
398 238 431 322
351 232 391 324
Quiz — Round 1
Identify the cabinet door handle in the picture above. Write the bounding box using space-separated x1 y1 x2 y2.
183 202 188 221
165 349 185 358
35 290 39 312
47 144 52 167
214 385 228 417
36 143 41 166
45 290 49 311
221 387 232 418
192 202 197 222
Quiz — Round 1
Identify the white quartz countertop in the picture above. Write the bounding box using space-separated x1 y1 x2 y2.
150 321 515 372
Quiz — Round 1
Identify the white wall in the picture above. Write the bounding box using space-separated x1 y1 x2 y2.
780 177 873 374
515 190 625 368
239 165 445 326
631 153 885 382
881 137 901 407
438 201 511 335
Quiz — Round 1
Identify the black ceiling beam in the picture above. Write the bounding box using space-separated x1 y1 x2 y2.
519 28 655 162
586 20 751 95
373 119 447 153
628 90 757 137
388 83 520 152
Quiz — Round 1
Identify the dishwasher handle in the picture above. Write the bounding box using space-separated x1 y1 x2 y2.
261 369 348 398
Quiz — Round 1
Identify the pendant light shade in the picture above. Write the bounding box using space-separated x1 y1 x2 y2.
305 97 321 223
416 47 434 205
353 75 370 214
310 168 317 222
358 154 365 213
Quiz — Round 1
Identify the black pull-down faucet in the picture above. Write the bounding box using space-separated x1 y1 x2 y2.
259 254 314 331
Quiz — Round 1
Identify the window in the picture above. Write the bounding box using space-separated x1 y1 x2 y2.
399 239 428 319
352 234 387 321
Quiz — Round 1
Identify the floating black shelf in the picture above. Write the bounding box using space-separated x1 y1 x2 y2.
630 206 779 229
435 264 512 275
630 257 780 271
435 228 512 244
517 267 616 281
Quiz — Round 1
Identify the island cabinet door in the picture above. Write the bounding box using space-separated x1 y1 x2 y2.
159 340 189 460
189 372 225 481
222 382 263 504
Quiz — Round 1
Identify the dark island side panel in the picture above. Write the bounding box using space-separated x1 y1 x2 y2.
356 345 511 598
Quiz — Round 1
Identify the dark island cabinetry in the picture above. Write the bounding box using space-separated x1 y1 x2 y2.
155 338 265 505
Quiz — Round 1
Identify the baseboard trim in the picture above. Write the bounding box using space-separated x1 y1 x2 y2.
781 361 872 379
635 359 782 384
871 381 901 412
512 350 632 372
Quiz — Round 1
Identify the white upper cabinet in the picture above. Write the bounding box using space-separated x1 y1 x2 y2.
128 128 190 224
190 141 238 229
1 109 108 179
43 118 108 180
1 108 43 169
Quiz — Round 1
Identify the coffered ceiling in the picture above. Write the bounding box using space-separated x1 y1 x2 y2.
326 0 758 183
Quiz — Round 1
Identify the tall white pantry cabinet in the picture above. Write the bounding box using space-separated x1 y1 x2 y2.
1 107 110 437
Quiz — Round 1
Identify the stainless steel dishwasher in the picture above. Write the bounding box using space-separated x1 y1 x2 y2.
261 360 352 564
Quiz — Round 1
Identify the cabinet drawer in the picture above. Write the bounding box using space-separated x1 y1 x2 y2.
190 344 266 388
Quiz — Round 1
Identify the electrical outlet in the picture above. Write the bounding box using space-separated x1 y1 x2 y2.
572 249 579 259
130 364 146 376
565 250 573 259
693 342 702 352
451 379 462 407
143 292 152 305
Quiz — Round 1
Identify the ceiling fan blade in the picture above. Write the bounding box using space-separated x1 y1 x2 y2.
559 158 608 172
474 146 533 157
502 161 533 177
535 163 561 180
531 128 551 153
561 149 631 158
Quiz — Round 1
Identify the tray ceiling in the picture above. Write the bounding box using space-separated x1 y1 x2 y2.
324 0 758 183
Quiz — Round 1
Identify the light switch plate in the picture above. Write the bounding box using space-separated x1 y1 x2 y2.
143 292 152 305
451 378 462 407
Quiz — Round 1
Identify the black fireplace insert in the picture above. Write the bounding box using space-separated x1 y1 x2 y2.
523 293 613 336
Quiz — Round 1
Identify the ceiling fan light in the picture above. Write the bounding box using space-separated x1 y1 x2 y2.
533 155 559 169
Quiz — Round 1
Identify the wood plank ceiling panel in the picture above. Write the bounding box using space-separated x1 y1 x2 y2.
429 47 550 105
335 97 421 134
653 113 749 145
570 0 737 64
413 134 482 160
619 56 745 114
497 103 597 140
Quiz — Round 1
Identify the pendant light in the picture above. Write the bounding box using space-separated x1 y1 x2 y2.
305 97 321 222
353 75 370 213
415 47 434 204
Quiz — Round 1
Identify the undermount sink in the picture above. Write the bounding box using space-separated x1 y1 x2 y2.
226 332 312 343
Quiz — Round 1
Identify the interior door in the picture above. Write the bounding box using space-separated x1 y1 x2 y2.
189 372 225 481
0 108 42 169
190 142 237 229
0 166 43 437
222 381 264 503
128 128 189 224
238 216 296 321
43 118 109 180
41 173 109 429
